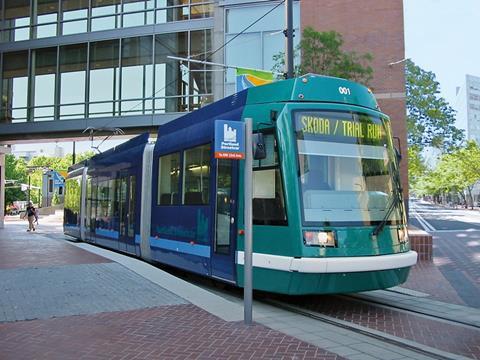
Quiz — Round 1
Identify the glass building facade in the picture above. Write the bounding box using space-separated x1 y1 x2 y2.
0 0 214 125
0 0 299 132
1 0 213 41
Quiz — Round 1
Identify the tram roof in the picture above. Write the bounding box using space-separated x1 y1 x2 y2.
245 74 379 111
157 74 379 139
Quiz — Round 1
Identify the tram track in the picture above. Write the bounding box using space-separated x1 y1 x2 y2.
342 292 480 330
260 296 471 360
191 276 478 360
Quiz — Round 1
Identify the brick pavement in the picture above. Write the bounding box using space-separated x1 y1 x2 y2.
286 295 480 359
402 262 466 305
430 231 480 308
0 305 344 360
0 218 344 360
0 223 109 269
0 263 186 322
409 201 480 308
2 212 479 359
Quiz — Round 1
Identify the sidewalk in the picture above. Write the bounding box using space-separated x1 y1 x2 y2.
0 216 343 360
1 213 479 360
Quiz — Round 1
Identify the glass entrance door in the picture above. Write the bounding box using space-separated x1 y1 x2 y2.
211 159 237 282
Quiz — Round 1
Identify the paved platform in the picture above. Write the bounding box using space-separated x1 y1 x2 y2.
0 213 479 360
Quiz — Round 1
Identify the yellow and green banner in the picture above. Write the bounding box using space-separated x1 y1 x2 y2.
236 68 274 92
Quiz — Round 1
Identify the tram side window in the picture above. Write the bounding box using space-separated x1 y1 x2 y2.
253 134 287 226
158 152 180 205
97 180 115 228
64 176 82 226
183 144 210 205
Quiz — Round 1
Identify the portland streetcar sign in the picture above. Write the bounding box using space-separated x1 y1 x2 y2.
214 120 245 159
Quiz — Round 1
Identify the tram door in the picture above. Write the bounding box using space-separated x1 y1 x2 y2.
118 175 136 254
211 159 237 282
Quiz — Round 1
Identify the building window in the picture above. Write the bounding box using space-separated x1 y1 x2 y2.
183 144 210 205
1 51 29 124
121 36 153 115
61 0 89 35
158 152 180 205
154 32 188 113
91 0 121 32
1 31 213 121
1 1 214 42
33 47 57 121
36 0 59 39
60 43 87 119
123 0 155 27
189 30 213 110
3 1 30 42
224 3 300 96
89 39 120 117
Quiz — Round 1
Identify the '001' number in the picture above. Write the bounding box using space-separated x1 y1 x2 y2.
338 86 351 95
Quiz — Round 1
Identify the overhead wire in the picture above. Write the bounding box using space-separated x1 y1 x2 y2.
88 0 286 151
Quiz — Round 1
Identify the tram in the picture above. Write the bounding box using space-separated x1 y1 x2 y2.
64 74 417 295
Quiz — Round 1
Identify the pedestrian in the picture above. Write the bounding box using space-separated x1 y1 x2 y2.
25 201 36 232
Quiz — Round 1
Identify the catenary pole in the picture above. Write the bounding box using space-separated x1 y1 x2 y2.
244 118 253 325
285 0 294 78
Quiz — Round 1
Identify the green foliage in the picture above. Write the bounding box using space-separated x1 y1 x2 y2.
5 154 27 183
52 192 60 206
75 150 95 163
413 141 480 207
272 27 373 85
406 59 464 151
64 178 81 212
4 151 93 208
408 145 428 191
28 155 70 172
4 155 27 206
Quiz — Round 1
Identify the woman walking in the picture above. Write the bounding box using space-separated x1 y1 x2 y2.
25 201 36 232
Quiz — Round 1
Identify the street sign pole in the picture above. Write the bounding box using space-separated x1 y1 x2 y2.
213 118 251 324
244 118 253 325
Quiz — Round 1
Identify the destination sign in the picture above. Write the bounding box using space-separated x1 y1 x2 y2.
295 112 387 144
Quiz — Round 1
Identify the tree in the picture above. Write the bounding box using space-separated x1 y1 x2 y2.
4 154 28 207
272 27 373 85
408 145 428 192
414 141 480 208
406 59 464 152
449 141 480 208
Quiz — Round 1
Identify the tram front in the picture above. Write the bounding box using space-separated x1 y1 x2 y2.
286 108 417 293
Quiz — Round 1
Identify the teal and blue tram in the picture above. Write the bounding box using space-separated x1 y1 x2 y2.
64 74 417 295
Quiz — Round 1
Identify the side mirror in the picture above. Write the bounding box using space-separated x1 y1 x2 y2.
252 133 267 160
393 136 402 163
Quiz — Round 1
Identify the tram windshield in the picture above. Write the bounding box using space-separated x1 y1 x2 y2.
294 111 402 225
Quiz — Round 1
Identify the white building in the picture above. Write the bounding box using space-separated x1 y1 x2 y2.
455 74 480 204
455 74 480 143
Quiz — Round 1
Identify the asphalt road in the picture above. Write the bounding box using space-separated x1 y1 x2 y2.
409 199 480 307
409 199 480 231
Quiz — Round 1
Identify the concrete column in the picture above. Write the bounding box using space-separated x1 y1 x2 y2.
0 146 11 229
0 152 5 229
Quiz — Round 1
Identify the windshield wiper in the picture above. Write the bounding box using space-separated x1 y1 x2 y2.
371 190 401 237
372 118 404 238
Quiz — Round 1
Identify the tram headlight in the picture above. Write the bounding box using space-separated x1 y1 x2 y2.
303 231 336 247
397 227 409 243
